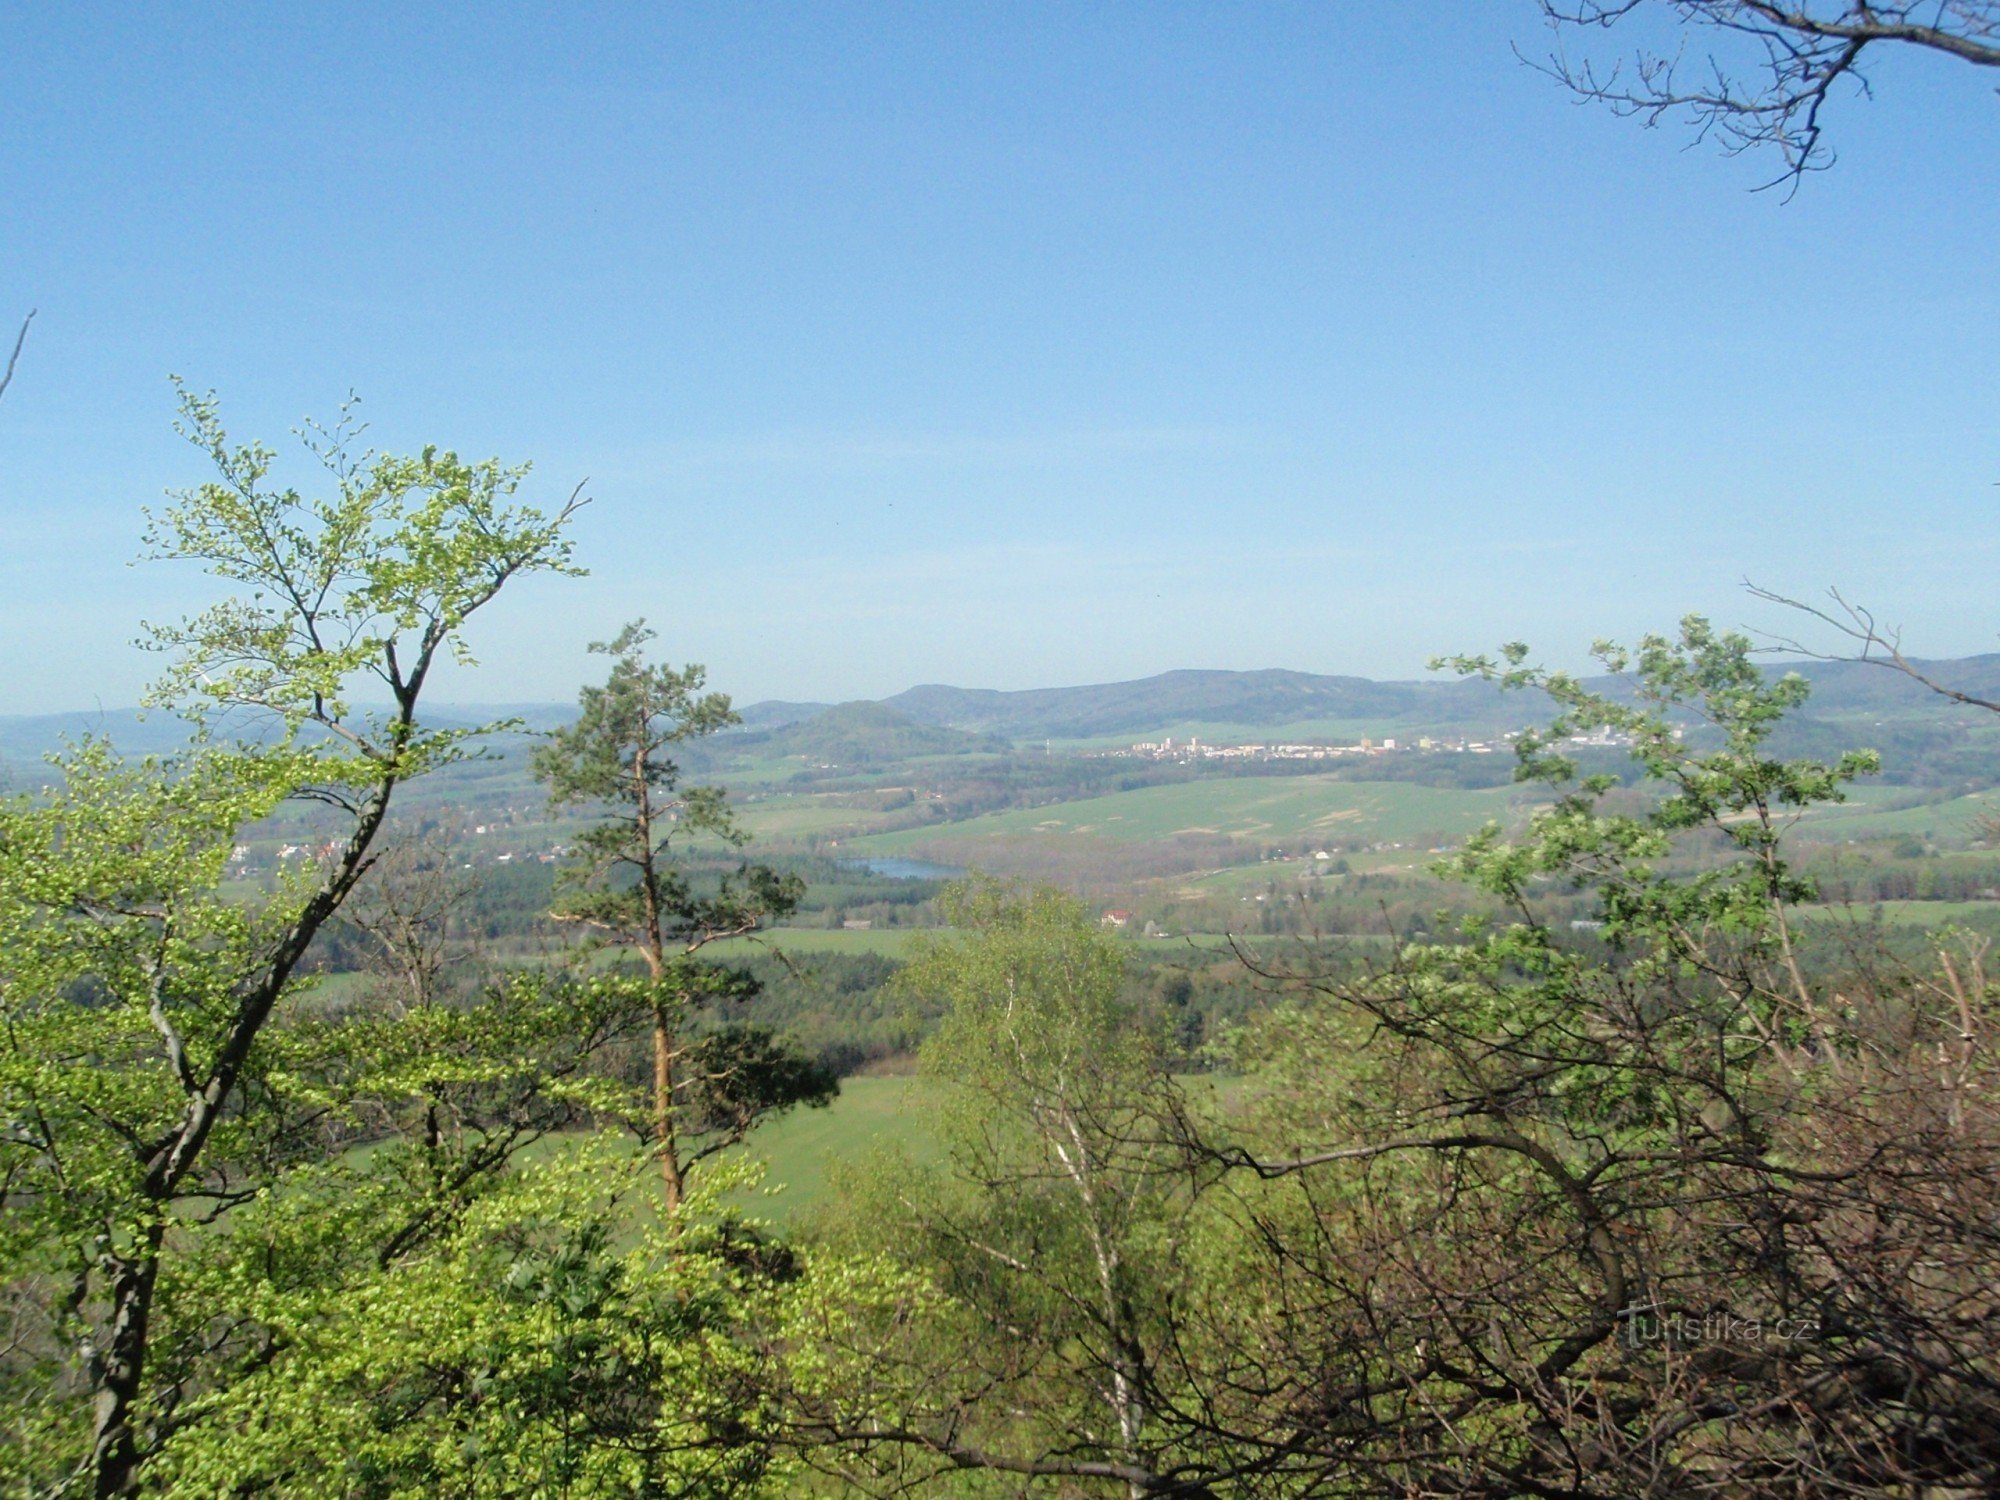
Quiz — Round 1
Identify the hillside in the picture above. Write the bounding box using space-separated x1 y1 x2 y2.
734 698 831 731
878 655 2000 742
1759 653 2000 715
10 656 1999 771
881 668 1511 740
747 701 1005 767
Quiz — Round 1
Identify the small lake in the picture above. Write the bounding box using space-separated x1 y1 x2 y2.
838 856 965 881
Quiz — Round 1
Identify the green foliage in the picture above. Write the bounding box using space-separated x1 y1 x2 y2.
1113 617 2000 1494
0 394 582 1497
149 1146 797 1499
534 620 801 964
534 622 817 1209
1437 616 1879 1007
910 879 1142 1121
145 386 580 770
781 624 1997 1497
683 1026 839 1139
792 882 1208 1494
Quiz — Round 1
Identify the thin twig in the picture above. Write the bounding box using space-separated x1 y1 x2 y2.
0 310 34 403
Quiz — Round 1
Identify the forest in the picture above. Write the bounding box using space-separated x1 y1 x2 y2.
3 388 1997 1498
6 3 2000 1497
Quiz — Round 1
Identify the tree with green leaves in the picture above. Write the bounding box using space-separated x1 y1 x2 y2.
1162 617 2000 1495
534 622 818 1211
145 1129 803 1499
786 881 1224 1498
0 388 582 1497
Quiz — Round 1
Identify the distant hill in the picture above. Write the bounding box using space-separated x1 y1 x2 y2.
1756 654 2000 715
872 656 2000 742
0 705 557 766
746 701 1006 766
9 656 1998 769
881 668 1509 740
733 699 831 732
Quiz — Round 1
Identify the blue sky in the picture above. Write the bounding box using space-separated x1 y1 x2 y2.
2 4 1995 713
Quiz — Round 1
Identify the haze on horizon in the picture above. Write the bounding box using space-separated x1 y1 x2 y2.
3 5 1996 716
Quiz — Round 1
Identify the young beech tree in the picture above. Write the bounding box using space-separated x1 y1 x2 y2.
147 1128 802 1498
534 622 824 1211
0 389 581 1497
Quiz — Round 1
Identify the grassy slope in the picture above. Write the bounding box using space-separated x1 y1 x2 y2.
741 1072 1247 1223
731 797 909 841
1792 788 2000 841
1799 898 2000 928
740 1075 943 1220
703 927 926 959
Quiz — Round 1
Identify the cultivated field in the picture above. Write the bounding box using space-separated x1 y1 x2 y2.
847 776 1528 854
1792 787 2000 842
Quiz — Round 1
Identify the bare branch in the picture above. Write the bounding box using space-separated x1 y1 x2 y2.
0 310 33 404
1530 3 2000 189
1747 580 2000 714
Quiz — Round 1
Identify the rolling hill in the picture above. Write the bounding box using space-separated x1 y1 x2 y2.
10 656 1999 769
878 668 1507 740
744 701 1006 766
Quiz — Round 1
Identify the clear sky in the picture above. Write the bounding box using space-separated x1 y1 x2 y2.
2 4 1995 713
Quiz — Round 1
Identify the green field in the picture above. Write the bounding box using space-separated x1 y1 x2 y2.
1177 847 1444 896
732 795 908 841
740 1074 942 1219
1799 898 2000 928
847 777 1527 854
471 1079 939 1235
703 926 927 959
1792 788 2000 843
741 1072 1247 1222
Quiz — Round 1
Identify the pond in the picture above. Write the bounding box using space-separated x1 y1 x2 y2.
837 856 965 881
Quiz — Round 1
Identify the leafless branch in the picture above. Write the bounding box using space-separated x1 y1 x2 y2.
0 310 33 404
1528 3 2000 191
1746 580 2000 714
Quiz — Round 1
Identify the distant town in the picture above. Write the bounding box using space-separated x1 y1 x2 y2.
1098 727 1645 764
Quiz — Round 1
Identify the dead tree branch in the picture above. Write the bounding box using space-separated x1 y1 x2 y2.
1528 3 2000 190
1746 580 2000 714
0 311 33 404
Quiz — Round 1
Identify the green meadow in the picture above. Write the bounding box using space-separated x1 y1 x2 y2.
731 796 909 841
1792 787 2000 842
740 1072 1248 1224
703 926 927 959
1799 898 2000 928
847 776 1527 853
738 1074 944 1221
